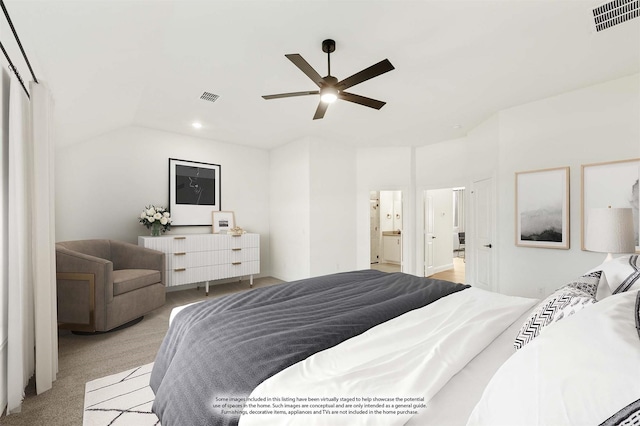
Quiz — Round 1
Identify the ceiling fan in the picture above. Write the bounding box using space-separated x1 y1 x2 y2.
262 39 395 120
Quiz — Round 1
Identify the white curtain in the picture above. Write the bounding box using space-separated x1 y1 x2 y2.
7 72 34 414
30 81 57 395
6 75 57 414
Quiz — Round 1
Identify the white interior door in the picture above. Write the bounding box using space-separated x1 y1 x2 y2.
424 194 435 277
472 177 495 291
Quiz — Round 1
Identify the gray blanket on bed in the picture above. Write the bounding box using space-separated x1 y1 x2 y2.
150 269 469 426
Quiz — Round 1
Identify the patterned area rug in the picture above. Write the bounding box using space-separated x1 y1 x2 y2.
83 363 160 425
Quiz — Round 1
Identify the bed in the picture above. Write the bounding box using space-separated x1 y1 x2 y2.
150 254 640 426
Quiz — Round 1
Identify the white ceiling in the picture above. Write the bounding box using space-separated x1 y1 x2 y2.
4 0 640 150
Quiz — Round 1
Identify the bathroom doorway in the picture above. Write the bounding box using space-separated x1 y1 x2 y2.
370 190 402 273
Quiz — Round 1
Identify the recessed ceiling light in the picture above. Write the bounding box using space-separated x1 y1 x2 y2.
192 122 203 129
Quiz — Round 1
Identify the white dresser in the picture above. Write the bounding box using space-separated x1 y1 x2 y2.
138 233 260 295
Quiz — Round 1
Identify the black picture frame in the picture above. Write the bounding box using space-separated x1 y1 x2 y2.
169 158 221 226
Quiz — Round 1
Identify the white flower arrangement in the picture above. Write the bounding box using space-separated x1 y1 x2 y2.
139 205 172 234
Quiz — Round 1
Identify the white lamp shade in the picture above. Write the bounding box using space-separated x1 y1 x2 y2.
585 207 635 254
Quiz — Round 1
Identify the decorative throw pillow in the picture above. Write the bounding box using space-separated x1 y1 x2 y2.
513 271 601 350
598 254 640 295
468 290 640 426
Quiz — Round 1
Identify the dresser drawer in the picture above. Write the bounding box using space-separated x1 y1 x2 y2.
166 265 228 287
170 235 225 253
166 251 229 269
222 260 260 279
229 247 259 263
229 234 259 249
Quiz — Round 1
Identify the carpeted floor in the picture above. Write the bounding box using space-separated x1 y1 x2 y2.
0 277 283 426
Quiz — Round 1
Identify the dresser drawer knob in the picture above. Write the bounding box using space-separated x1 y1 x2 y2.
232 248 242 251
174 236 186 240
174 252 186 256
174 268 186 272
232 262 242 266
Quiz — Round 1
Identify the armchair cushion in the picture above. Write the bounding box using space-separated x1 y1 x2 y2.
113 269 162 296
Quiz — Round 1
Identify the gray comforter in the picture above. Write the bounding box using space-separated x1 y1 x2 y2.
150 269 468 426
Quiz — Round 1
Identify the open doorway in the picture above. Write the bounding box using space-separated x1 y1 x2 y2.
370 190 402 273
424 187 466 283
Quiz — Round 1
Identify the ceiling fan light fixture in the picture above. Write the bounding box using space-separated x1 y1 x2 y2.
320 87 338 103
262 39 394 119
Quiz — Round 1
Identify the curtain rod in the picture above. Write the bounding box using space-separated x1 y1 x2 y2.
0 41 29 99
0 0 38 99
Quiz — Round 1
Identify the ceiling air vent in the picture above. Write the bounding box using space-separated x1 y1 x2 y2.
591 0 639 32
200 92 220 103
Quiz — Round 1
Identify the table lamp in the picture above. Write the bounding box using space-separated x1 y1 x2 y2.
585 207 635 262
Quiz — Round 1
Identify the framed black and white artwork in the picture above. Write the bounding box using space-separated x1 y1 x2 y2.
169 158 221 226
581 158 639 253
516 166 570 249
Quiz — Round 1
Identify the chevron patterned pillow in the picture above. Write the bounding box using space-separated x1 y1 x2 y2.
513 271 602 350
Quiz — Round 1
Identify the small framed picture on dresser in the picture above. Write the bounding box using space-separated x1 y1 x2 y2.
212 211 235 234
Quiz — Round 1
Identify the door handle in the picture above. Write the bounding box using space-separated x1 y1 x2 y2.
484 244 492 248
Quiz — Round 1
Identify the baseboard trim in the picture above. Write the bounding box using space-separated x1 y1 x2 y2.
432 263 454 274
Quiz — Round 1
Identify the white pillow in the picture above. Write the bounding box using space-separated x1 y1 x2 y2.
467 289 640 426
513 271 601 350
598 254 640 294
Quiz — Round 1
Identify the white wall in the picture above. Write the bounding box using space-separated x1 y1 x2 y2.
496 73 640 297
55 125 272 276
309 139 357 277
269 137 357 281
269 138 311 281
415 73 639 298
416 119 499 189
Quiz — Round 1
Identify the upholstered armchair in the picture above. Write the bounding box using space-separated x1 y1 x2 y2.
56 239 166 332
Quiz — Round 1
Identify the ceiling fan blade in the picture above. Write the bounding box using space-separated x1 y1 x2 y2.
285 54 324 87
339 92 386 110
262 90 319 100
313 102 329 120
336 59 395 91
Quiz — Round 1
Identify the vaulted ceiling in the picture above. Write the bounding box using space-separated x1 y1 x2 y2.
5 0 640 150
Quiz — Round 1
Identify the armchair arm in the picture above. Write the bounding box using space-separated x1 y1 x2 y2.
55 246 114 330
109 240 165 280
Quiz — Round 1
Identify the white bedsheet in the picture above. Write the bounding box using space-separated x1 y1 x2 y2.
406 306 535 426
239 287 537 426
169 301 201 324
